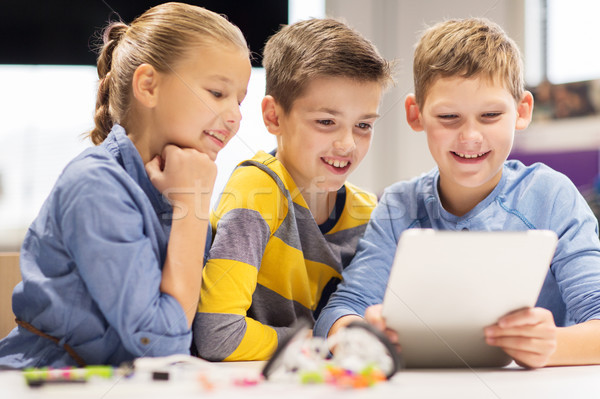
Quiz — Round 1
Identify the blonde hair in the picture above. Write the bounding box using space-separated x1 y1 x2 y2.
90 2 248 145
413 17 524 109
262 18 394 113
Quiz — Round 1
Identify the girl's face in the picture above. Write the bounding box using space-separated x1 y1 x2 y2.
151 43 251 161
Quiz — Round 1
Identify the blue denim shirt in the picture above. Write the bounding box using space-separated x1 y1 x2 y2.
0 125 211 368
314 161 600 337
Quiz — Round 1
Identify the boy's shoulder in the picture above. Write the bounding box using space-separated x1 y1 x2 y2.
224 151 298 197
503 159 575 193
382 168 438 202
501 160 591 230
373 169 439 223
214 151 301 224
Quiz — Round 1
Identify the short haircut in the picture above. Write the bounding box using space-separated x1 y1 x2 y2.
262 18 393 113
413 17 524 109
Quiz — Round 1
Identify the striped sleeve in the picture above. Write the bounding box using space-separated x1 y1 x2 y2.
193 166 284 361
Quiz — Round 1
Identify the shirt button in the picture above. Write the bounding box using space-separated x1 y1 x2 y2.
141 337 150 345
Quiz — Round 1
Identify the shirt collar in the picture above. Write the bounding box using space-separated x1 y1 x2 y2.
103 124 172 216
433 166 507 223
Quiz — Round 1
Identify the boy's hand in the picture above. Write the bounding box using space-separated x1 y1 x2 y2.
365 304 400 350
484 307 557 368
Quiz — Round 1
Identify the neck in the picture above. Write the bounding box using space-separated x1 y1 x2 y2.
300 187 338 225
122 111 155 164
438 174 501 217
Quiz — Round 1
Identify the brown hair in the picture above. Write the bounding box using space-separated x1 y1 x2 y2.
90 2 248 145
413 17 524 109
262 18 393 113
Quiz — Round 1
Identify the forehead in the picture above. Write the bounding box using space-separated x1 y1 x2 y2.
290 76 383 110
422 73 512 107
177 42 249 72
173 42 250 89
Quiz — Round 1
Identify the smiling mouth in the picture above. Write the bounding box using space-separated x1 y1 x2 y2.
452 151 490 159
205 130 226 143
322 157 350 169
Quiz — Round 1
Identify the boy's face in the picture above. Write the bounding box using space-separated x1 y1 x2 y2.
406 75 532 202
268 76 382 192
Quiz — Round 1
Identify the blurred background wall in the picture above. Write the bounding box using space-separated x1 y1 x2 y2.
2 0 599 250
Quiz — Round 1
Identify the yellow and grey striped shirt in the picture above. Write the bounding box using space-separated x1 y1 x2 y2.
193 151 377 361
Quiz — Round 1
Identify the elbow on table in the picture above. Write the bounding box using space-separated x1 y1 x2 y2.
192 312 247 361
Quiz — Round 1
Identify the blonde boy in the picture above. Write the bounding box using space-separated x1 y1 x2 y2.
193 19 393 361
315 18 600 368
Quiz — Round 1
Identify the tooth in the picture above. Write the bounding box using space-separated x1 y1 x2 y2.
208 131 224 141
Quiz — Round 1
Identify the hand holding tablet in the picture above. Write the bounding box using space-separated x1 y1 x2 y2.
381 229 558 368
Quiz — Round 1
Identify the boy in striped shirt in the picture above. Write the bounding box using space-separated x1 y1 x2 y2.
193 18 393 361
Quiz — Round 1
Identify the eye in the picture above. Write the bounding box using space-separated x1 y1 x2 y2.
317 119 334 126
482 112 502 118
438 114 458 120
209 90 223 98
356 122 373 130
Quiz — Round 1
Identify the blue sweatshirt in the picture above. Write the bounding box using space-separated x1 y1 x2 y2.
314 161 600 337
0 125 210 368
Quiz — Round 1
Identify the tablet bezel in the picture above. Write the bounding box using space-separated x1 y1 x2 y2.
381 229 558 368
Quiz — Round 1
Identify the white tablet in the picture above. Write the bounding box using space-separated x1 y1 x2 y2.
381 229 558 368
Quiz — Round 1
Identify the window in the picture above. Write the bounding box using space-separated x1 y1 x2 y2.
526 0 600 85
0 0 325 250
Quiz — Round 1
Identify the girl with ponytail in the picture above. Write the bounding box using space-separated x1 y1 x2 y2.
0 2 251 368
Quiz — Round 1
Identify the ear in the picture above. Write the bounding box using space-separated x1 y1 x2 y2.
261 95 283 136
132 64 160 108
515 91 534 131
405 94 424 132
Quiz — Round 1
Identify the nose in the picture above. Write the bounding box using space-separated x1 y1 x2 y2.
459 120 483 143
334 128 356 154
222 101 242 134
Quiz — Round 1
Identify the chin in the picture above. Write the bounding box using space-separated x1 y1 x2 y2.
317 181 345 193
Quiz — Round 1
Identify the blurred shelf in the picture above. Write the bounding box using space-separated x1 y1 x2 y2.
514 115 600 153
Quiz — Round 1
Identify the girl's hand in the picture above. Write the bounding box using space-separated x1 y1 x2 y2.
145 145 217 217
484 307 557 368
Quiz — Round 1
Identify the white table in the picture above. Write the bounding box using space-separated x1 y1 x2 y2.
2 361 599 399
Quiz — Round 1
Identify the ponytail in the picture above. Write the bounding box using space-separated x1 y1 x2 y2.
89 22 128 145
88 3 249 145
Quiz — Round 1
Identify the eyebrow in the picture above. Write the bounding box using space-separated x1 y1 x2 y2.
207 74 248 96
315 108 380 119
430 98 511 109
208 75 233 83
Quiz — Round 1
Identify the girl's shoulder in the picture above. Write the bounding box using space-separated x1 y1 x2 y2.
54 146 134 200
